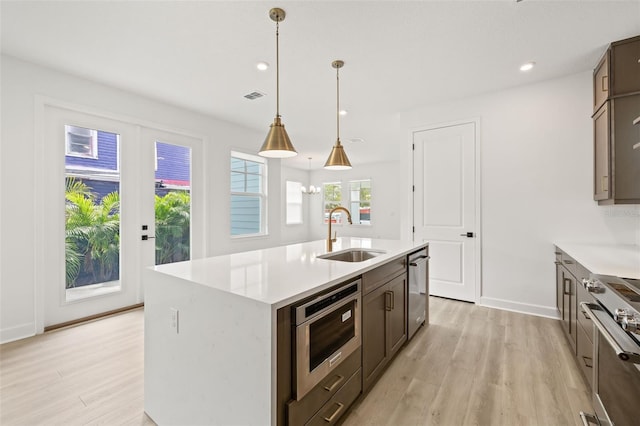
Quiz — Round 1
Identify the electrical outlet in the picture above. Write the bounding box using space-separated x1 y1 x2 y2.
170 308 179 334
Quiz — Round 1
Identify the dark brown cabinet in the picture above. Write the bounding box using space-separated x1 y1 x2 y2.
556 261 577 354
554 247 596 389
592 35 640 205
362 263 407 393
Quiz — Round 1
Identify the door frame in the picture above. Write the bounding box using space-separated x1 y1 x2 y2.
409 117 482 303
34 96 205 333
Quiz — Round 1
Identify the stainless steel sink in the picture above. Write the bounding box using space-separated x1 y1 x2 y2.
317 248 386 262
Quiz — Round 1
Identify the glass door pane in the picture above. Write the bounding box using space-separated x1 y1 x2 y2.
154 141 191 265
64 125 121 302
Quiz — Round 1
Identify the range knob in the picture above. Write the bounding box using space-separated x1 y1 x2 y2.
614 308 632 323
622 315 640 334
583 279 603 293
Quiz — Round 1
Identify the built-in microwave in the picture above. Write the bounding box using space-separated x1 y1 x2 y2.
293 279 361 400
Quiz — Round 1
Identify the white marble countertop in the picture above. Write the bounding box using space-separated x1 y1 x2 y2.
555 243 640 279
150 238 427 309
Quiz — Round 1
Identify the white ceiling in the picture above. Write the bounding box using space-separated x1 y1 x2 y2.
2 1 639 169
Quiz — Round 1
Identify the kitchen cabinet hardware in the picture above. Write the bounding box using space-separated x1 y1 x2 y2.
582 356 593 369
563 259 574 265
141 235 155 241
322 402 344 423
459 232 474 238
322 375 344 392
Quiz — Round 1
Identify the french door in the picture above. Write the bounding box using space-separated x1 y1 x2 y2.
412 121 480 302
40 105 202 328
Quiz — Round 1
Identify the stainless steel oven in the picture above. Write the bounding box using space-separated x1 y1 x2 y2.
293 279 361 400
579 275 640 426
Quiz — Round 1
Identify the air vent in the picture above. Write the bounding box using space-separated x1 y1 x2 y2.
244 91 266 100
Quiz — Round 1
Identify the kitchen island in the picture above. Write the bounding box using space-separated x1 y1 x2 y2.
143 237 427 425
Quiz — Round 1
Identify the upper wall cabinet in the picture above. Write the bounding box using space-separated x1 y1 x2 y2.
592 35 640 205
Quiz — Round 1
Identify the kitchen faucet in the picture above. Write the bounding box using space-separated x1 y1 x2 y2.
327 206 352 252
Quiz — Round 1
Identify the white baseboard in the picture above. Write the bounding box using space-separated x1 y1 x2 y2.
1 322 35 344
478 296 560 320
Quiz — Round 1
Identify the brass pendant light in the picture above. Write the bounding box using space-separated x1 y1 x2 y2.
259 8 297 158
324 60 352 170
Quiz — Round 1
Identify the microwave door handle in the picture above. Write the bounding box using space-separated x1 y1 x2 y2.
581 302 640 364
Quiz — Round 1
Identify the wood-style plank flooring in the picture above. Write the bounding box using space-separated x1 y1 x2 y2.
0 297 592 425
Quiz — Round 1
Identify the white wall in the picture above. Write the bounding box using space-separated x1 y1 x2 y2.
307 161 403 241
399 71 640 317
0 56 304 342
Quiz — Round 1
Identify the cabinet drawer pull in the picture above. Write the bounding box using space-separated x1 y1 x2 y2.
385 291 393 311
602 75 608 92
581 310 591 321
554 261 562 265
323 374 344 392
323 402 345 423
563 260 574 265
582 356 593 369
602 176 608 192
563 278 572 295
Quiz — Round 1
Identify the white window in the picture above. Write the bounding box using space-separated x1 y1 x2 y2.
286 181 303 225
323 182 343 224
349 179 372 225
230 151 267 237
65 125 98 158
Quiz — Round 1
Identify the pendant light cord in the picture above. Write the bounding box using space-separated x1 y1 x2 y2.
336 65 340 141
276 20 280 118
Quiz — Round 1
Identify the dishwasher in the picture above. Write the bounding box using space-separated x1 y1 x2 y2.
407 248 429 340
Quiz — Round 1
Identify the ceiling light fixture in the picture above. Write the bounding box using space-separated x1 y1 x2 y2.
256 61 269 71
301 157 321 195
324 60 352 170
520 61 536 72
258 8 297 158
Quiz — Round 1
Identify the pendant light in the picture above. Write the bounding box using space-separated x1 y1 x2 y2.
258 8 297 158
324 60 352 170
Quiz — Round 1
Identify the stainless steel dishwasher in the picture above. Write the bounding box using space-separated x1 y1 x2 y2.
407 248 429 340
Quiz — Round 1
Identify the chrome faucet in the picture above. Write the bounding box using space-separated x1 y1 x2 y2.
327 206 352 252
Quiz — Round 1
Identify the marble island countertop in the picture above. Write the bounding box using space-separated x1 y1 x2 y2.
150 237 427 309
555 243 640 279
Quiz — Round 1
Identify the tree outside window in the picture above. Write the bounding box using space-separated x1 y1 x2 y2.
323 182 342 224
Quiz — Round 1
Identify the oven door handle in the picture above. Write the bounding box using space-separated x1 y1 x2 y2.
581 302 640 365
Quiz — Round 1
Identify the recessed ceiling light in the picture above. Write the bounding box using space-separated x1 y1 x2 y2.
339 110 348 116
256 61 269 71
520 61 535 72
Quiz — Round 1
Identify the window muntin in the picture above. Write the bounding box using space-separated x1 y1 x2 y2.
65 125 98 158
323 182 343 224
286 181 303 225
349 179 371 225
230 152 267 237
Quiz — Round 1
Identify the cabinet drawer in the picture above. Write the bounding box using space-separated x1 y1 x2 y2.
287 348 360 426
306 368 362 426
576 321 594 389
362 256 405 295
576 285 595 337
559 252 579 280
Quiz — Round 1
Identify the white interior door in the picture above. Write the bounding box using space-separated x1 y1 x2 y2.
413 121 479 302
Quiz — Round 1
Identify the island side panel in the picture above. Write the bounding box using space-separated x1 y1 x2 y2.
144 268 273 425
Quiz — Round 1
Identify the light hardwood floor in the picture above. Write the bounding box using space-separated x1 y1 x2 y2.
0 297 592 425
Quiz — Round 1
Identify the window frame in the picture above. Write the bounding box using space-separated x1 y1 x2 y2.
285 180 303 225
349 179 372 226
230 151 268 238
322 182 343 225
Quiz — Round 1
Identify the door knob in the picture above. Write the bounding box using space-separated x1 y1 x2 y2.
460 232 474 238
